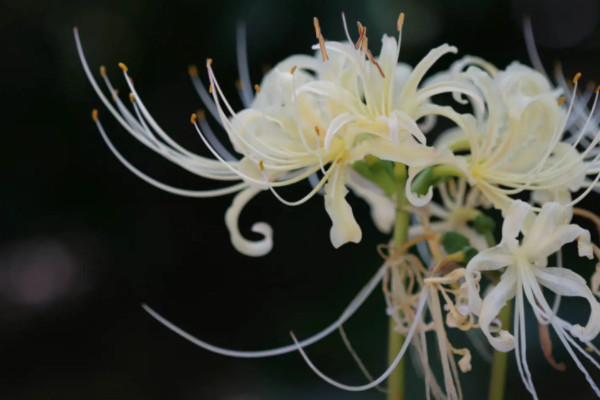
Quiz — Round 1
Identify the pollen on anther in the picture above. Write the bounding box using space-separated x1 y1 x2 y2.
313 17 322 37
190 113 197 124
397 13 405 31
254 84 261 94
290 65 297 74
100 65 107 77
313 17 329 61
92 109 98 121
573 72 582 84
206 58 213 68
196 109 206 121
209 84 213 94
259 160 264 171
558 96 567 106
595 84 600 94
188 64 198 77
118 62 128 72
129 93 135 103
315 126 321 136
355 22 367 49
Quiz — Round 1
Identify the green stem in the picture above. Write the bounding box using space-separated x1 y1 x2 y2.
411 164 464 196
484 227 511 400
488 300 512 400
387 163 410 400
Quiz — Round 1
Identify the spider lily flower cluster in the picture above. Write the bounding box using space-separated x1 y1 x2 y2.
76 12 600 399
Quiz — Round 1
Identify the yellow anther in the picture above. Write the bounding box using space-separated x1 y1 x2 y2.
290 65 297 74
313 17 329 61
313 17 322 37
596 84 600 94
91 109 98 121
113 89 119 96
118 62 128 72
100 65 106 77
235 79 242 90
355 22 367 49
259 160 264 171
196 109 206 120
129 93 135 103
188 64 198 77
209 84 213 94
254 84 261 93
573 72 582 84
190 113 197 124
206 58 213 67
397 13 405 31
315 126 321 136
357 21 364 33
558 96 566 106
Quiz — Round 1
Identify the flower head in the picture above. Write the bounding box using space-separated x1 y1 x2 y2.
75 13 477 252
465 199 600 398
432 59 600 213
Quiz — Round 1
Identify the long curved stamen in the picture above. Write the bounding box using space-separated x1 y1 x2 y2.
522 17 548 78
188 65 223 125
196 110 238 161
236 23 254 107
258 160 335 206
117 63 223 163
206 61 307 164
191 115 268 186
142 264 388 358
90 57 235 180
338 325 388 393
289 290 428 392
92 110 247 197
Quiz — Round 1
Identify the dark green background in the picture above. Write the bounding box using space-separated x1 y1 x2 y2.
2 0 600 398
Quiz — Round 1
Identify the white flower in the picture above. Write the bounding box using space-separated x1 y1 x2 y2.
432 59 600 213
75 14 474 253
209 14 477 245
465 199 600 398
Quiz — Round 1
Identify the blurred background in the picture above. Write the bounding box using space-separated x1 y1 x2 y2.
2 0 600 398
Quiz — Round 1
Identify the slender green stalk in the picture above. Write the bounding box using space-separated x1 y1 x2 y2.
387 163 410 400
488 300 512 400
484 228 511 400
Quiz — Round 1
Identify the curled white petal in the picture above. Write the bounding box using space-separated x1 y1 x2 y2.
225 187 273 256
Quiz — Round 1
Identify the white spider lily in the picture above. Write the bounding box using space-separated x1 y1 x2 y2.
465 200 600 398
198 14 477 247
433 60 600 212
523 19 600 198
75 13 470 252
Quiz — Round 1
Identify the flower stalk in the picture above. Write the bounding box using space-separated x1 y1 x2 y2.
388 163 409 400
488 301 512 400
